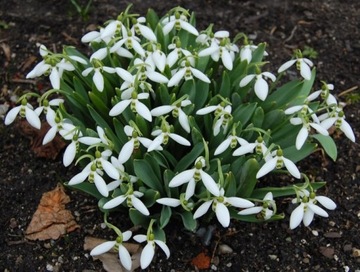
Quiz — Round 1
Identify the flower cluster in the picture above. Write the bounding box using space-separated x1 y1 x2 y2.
4 5 355 269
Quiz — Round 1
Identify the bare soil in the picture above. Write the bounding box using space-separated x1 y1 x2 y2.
1 0 360 271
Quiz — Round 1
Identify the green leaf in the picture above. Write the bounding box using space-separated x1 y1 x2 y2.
178 211 197 231
219 71 231 98
134 159 164 195
129 209 150 228
251 106 264 128
311 134 337 161
174 142 204 173
146 8 159 31
283 142 317 163
159 206 172 229
64 182 103 199
232 102 258 127
237 158 260 198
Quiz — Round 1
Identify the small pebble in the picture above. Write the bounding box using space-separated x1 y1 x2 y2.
226 262 232 268
218 244 233 254
211 264 217 271
46 264 54 272
352 248 360 257
324 232 342 238
311 230 319 236
303 258 310 264
343 244 352 252
269 254 278 260
319 246 335 258
328 221 336 227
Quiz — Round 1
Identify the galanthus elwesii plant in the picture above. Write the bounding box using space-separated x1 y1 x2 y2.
5 5 356 269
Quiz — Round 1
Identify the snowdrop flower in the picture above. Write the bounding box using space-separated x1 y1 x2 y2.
109 92 152 122
62 129 83 167
238 192 276 220
306 83 337 106
107 156 138 191
168 60 210 87
278 53 314 80
131 17 157 42
103 188 150 216
147 124 191 152
214 134 249 156
133 232 170 269
90 230 133 270
151 99 192 133
320 107 355 142
118 125 152 164
34 98 64 124
194 187 254 227
157 193 195 211
162 11 199 36
100 19 122 40
133 58 169 84
239 44 269 63
290 189 336 229
239 71 276 101
78 126 114 149
42 114 76 145
169 157 220 199
5 99 41 129
110 24 145 57
81 27 112 44
167 41 193 68
232 135 268 158
198 31 238 70
256 149 301 179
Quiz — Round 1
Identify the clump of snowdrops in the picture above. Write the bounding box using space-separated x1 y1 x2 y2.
5 5 355 270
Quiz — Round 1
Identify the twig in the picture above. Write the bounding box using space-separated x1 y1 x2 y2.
284 25 298 43
338 85 359 97
11 78 37 85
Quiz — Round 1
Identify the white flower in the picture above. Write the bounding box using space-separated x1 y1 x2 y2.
196 103 232 136
81 27 112 44
214 135 249 155
239 72 276 101
169 157 220 199
193 187 254 227
168 60 210 87
240 44 269 63
4 100 41 129
147 127 191 152
238 192 276 220
109 92 152 122
78 126 113 148
132 16 157 42
133 58 169 83
307 83 337 106
151 99 192 133
256 149 301 179
320 107 355 142
232 136 269 158
167 42 193 68
35 98 64 124
162 13 199 36
103 189 149 216
156 197 181 207
110 25 145 57
90 230 133 270
278 57 314 80
118 125 152 163
133 234 170 269
42 115 75 145
62 129 83 167
290 189 336 229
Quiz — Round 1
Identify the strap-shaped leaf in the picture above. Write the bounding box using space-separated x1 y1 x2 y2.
159 205 172 229
237 158 260 198
178 211 197 231
311 134 337 161
174 142 204 173
134 158 164 195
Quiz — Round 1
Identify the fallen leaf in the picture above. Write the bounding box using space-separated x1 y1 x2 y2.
84 236 141 272
0 42 11 63
191 252 211 270
17 120 66 159
25 183 79 240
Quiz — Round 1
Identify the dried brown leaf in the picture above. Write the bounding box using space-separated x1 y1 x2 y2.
25 183 79 240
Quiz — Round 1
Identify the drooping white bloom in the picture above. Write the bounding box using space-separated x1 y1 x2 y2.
62 129 83 167
133 234 170 269
239 71 276 101
90 230 133 270
147 127 191 152
42 115 76 145
103 189 150 216
290 189 336 229
162 13 199 36
168 60 210 87
4 100 41 129
131 16 157 42
118 125 152 164
110 24 145 57
133 58 169 83
306 83 337 106
78 126 113 149
34 98 64 124
232 136 269 158
256 149 301 179
196 103 232 136
151 99 192 133
169 157 220 199
109 92 152 122
239 44 269 63
238 192 276 220
278 57 314 80
167 42 193 68
193 187 254 228
214 135 249 155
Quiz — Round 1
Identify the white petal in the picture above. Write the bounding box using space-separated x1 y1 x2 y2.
122 230 132 241
140 243 154 269
254 77 268 101
81 31 100 43
91 48 107 61
193 200 212 219
262 72 276 82
131 196 150 216
115 67 134 82
156 198 181 207
147 71 169 83
289 203 304 229
94 173 109 197
49 69 60 89
118 139 135 164
303 209 315 226
310 123 329 136
4 106 21 125
239 74 256 87
185 178 196 200
169 133 191 146
196 105 219 115
300 60 312 80
119 245 132 271
221 49 233 70
43 126 58 145
138 24 157 42
168 69 186 87
179 20 199 36
256 158 277 179
278 59 296 73
102 160 120 179
25 108 41 129
283 158 301 179
103 195 126 209
216 202 230 227
198 46 219 57
238 206 263 215
232 143 256 156
68 170 89 185
316 196 337 210
178 109 190 133
109 100 131 116
214 138 232 155
340 120 356 142
93 70 104 92
320 117 337 130
162 20 176 35
155 240 170 258
78 137 102 145
133 234 147 243
138 137 152 148
190 68 211 83
200 171 220 197
226 197 254 208
90 241 116 256
81 67 93 77
296 126 309 150
152 51 166 72
107 180 121 191
135 102 152 122
285 105 303 115
132 40 145 57
167 50 179 67
308 202 329 217
63 141 76 167
169 169 195 187
147 135 163 152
